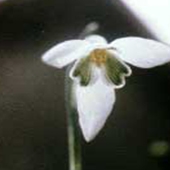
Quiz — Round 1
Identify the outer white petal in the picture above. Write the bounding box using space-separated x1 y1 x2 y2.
74 70 115 142
85 34 108 46
42 40 92 68
109 37 170 68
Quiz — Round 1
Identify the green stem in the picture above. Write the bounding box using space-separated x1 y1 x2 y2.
65 66 82 170
65 22 99 170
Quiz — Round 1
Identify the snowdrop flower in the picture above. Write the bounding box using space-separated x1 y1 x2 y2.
42 35 170 142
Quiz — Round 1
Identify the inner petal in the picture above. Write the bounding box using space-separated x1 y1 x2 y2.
72 48 131 88
105 53 131 88
73 57 91 86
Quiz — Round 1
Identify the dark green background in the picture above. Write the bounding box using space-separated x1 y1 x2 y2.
0 0 170 169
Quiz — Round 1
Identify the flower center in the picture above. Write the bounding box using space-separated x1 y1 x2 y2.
89 49 108 66
73 48 131 87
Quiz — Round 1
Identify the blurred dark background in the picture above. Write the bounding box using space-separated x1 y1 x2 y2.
0 0 170 170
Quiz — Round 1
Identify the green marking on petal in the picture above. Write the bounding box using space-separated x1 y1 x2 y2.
73 57 91 86
105 55 130 86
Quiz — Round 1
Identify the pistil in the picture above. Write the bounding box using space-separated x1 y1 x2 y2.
90 49 108 66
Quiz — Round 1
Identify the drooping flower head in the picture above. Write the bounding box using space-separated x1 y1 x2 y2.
42 35 170 142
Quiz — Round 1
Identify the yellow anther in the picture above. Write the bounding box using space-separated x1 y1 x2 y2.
90 49 108 66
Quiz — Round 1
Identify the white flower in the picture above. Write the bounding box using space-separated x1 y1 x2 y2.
42 35 170 142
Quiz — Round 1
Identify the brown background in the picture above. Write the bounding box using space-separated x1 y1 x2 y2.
0 0 170 170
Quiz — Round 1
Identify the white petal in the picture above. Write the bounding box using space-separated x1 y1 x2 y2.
85 34 108 46
42 40 92 68
74 75 115 142
110 37 170 68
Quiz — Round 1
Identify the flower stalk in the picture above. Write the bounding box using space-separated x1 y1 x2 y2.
65 66 82 170
65 22 100 170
